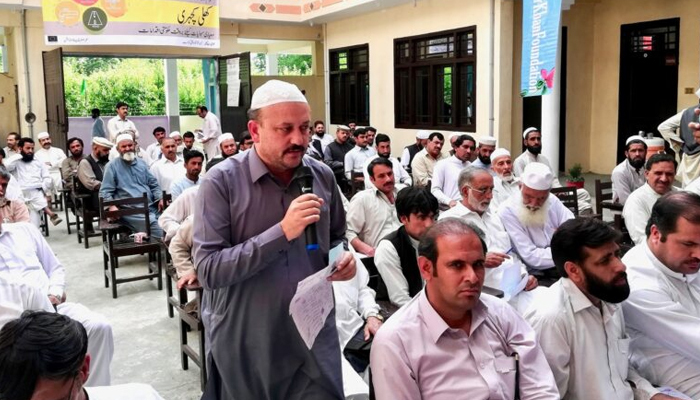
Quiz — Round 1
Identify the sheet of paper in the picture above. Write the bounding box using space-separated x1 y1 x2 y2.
226 58 239 83
289 265 335 349
658 387 692 400
227 79 240 107
499 259 528 301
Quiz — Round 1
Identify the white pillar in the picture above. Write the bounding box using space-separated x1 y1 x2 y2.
541 28 562 175
266 53 279 76
164 59 180 132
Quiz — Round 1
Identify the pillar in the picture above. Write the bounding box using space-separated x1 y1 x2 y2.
266 53 279 76
164 58 180 132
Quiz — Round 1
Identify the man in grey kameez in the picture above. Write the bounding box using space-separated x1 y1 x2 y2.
193 80 356 399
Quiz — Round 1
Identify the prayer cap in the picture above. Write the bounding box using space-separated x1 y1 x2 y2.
625 135 645 146
92 137 113 149
337 125 351 131
169 131 182 138
521 162 553 191
115 134 134 145
490 148 511 162
523 127 540 139
218 133 234 145
478 137 497 146
416 130 430 140
37 131 50 140
250 80 308 111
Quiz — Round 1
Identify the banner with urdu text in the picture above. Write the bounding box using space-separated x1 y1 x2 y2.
520 0 561 97
42 0 219 49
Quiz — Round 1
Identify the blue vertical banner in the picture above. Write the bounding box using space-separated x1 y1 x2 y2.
520 0 562 97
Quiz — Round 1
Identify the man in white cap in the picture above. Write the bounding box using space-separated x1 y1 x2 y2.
169 131 184 158
401 130 429 174
491 148 520 210
205 132 237 172
193 79 355 400
612 135 648 204
499 162 574 287
412 132 447 187
34 131 67 198
470 136 497 174
196 105 222 161
149 136 185 193
100 134 164 238
145 126 167 163
623 153 678 245
658 89 700 186
77 137 113 213
107 101 139 143
431 134 475 208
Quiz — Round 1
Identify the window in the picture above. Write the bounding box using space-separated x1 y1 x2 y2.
394 27 476 130
329 44 369 125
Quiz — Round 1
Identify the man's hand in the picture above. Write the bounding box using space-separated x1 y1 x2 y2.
651 394 687 400
107 205 119 222
448 200 457 208
176 273 198 290
328 251 356 282
48 294 64 306
157 199 164 213
364 316 383 340
280 194 323 241
525 275 538 291
484 252 510 268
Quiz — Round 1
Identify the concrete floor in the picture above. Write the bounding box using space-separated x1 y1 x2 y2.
46 223 203 400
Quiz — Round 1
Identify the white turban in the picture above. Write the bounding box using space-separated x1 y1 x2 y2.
625 135 645 146
92 137 114 149
416 130 430 140
523 127 539 139
478 137 497 146
490 148 511 162
115 134 134 145
37 131 50 140
169 131 182 138
250 80 308 110
521 162 553 191
218 133 234 145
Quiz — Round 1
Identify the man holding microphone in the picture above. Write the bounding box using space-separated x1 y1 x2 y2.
193 80 355 399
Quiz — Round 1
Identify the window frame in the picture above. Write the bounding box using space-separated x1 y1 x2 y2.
393 26 477 131
329 44 370 126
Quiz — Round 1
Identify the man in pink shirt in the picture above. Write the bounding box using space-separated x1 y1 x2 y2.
370 217 559 399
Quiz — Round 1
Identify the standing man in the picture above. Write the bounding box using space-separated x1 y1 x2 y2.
658 89 700 186
35 131 67 198
91 108 106 138
196 105 222 161
193 80 355 399
612 135 648 204
344 128 376 180
145 126 167 163
412 132 447 187
3 132 20 158
491 148 520 210
401 130 429 174
107 101 139 143
431 134 475 208
60 137 85 192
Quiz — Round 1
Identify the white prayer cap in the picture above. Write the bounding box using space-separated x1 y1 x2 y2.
490 148 511 162
37 131 50 140
92 137 113 149
416 130 430 140
250 80 308 111
523 127 540 139
218 133 234 145
625 135 645 146
115 134 134 145
337 125 351 131
521 162 553 191
169 131 182 138
478 137 497 146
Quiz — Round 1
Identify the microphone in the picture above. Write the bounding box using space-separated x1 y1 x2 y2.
297 166 319 251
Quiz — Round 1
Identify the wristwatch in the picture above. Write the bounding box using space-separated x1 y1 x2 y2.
367 312 384 322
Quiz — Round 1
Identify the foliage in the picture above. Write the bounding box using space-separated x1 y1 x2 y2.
250 53 312 76
567 163 584 182
63 57 205 117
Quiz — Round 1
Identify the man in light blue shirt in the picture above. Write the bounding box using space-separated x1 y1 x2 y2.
170 150 204 200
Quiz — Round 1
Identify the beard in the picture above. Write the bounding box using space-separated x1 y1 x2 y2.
21 152 33 162
121 151 136 162
98 154 109 163
499 172 514 183
628 157 645 170
478 154 491 165
583 269 630 304
378 152 390 159
516 196 549 227
527 145 542 155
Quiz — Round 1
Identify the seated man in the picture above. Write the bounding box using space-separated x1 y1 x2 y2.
400 130 429 174
375 187 438 307
0 166 30 223
623 153 677 244
344 128 376 180
490 148 520 210
0 150 22 201
431 134 475 208
0 221 113 386
411 132 447 187
149 137 185 193
169 215 197 289
205 132 237 171
170 150 204 200
238 132 254 152
145 126 167 163
0 311 164 399
470 136 497 174
622 192 700 398
34 131 67 199
370 218 559 399
362 133 411 189
612 135 647 204
100 134 164 238
324 125 353 171
169 131 184 158
158 185 198 242
440 167 538 311
500 162 574 286
347 158 401 256
525 218 684 400
3 132 20 158
0 275 53 328
76 137 113 212
5 137 62 226
60 137 85 193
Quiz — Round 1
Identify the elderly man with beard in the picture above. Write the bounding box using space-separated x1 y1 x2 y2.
491 148 520 210
347 157 401 257
525 217 686 400
431 134 475 208
34 131 67 198
470 137 497 175
499 162 574 287
100 134 164 238
77 137 112 212
362 133 411 189
612 136 648 204
621 192 700 399
412 132 447 187
60 137 85 192
205 132 237 172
